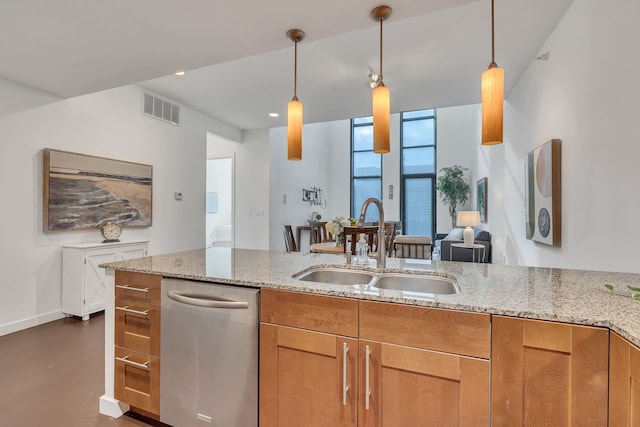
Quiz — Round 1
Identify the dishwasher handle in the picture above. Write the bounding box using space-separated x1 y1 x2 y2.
167 291 249 309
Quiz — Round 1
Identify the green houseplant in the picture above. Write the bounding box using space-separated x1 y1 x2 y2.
436 165 471 229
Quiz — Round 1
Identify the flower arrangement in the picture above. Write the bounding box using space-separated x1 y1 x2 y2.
326 216 357 245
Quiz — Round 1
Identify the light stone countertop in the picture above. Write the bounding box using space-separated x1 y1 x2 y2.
101 247 640 347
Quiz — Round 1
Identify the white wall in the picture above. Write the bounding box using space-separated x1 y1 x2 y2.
491 0 640 273
207 129 270 250
435 105 478 233
0 83 242 335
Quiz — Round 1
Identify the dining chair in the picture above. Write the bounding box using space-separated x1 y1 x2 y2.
283 225 298 252
394 235 432 259
343 226 377 255
311 221 330 243
373 221 397 257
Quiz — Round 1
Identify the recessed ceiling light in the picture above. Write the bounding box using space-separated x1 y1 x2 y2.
175 70 185 76
269 113 279 118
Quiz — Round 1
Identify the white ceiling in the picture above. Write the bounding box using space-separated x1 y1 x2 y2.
1 0 574 130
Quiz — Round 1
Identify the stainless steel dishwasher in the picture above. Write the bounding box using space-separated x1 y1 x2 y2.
160 278 259 426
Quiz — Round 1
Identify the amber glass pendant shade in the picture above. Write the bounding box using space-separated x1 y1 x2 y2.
287 98 303 160
372 84 390 153
481 65 504 145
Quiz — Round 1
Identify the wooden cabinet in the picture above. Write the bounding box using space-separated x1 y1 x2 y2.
609 332 640 426
260 289 359 427
113 271 161 418
62 240 148 320
260 290 491 427
491 316 609 426
359 301 491 427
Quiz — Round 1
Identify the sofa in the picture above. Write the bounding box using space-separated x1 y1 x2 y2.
436 228 492 263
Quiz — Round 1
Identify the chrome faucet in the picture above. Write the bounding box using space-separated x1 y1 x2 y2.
357 197 385 269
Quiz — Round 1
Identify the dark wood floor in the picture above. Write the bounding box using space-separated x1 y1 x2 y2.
0 313 151 426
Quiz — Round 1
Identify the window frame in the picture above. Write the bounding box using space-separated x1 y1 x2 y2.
350 117 382 219
400 109 437 238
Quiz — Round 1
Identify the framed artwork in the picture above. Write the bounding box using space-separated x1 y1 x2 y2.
525 139 561 246
43 148 152 231
477 177 488 222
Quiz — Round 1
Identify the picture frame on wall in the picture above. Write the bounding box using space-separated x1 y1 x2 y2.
477 177 488 223
525 139 561 246
43 148 153 232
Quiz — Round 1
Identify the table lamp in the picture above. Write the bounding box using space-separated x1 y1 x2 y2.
457 211 481 247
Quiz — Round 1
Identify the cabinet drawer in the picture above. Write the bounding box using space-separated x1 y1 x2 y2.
261 289 359 337
359 301 490 359
115 271 161 305
114 347 160 416
115 296 160 356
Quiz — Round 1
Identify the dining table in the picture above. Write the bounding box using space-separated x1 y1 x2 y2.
309 241 345 254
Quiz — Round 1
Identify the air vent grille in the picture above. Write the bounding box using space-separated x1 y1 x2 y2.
142 92 180 126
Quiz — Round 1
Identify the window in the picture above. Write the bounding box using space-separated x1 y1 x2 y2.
401 109 436 238
351 117 381 222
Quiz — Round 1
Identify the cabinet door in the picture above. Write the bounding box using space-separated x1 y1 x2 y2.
260 323 358 427
83 249 117 313
610 332 640 426
491 316 608 426
359 340 489 427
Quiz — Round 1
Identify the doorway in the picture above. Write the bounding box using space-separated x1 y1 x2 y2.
206 157 234 248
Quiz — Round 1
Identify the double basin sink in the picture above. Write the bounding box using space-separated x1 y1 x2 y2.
295 267 460 295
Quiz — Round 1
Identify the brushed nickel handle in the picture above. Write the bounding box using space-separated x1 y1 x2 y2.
115 284 149 293
115 355 149 369
365 344 371 410
115 305 149 316
167 291 249 309
343 342 349 406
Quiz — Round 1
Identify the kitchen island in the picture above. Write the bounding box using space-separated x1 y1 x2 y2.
100 247 640 425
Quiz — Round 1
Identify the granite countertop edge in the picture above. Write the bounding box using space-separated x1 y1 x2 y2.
101 248 640 348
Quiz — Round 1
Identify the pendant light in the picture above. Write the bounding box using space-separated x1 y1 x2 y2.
287 29 305 160
481 0 504 145
371 5 392 154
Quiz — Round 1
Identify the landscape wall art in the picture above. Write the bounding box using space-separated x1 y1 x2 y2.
43 149 152 231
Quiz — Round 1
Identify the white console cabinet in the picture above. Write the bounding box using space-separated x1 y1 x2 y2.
62 240 149 320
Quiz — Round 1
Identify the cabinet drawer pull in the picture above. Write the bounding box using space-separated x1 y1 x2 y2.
365 344 371 410
343 342 349 406
115 355 150 369
115 306 149 316
116 284 149 293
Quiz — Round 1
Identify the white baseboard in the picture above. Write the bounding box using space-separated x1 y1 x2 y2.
0 310 66 336
99 395 130 418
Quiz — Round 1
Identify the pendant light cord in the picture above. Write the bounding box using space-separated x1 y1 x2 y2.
293 39 298 100
379 17 383 81
490 0 496 67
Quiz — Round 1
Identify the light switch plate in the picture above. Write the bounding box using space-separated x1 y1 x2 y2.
175 192 183 201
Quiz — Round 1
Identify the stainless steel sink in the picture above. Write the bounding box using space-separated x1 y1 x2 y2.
370 274 460 294
295 268 375 285
295 267 460 295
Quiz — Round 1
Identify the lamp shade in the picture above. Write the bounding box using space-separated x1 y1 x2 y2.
372 84 390 153
287 98 303 161
457 211 481 227
481 65 504 145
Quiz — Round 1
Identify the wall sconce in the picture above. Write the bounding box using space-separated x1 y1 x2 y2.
371 5 392 154
481 0 504 146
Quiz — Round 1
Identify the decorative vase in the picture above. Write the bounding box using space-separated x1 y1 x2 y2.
336 233 344 247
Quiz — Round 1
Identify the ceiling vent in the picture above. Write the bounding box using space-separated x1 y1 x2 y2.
142 91 180 126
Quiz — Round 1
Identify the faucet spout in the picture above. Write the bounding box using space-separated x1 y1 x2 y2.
357 197 386 269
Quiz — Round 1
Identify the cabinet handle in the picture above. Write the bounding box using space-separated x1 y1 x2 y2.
365 344 371 410
115 355 150 370
342 342 349 406
115 305 149 316
115 284 149 293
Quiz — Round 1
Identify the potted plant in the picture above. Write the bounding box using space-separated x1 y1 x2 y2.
435 165 470 229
